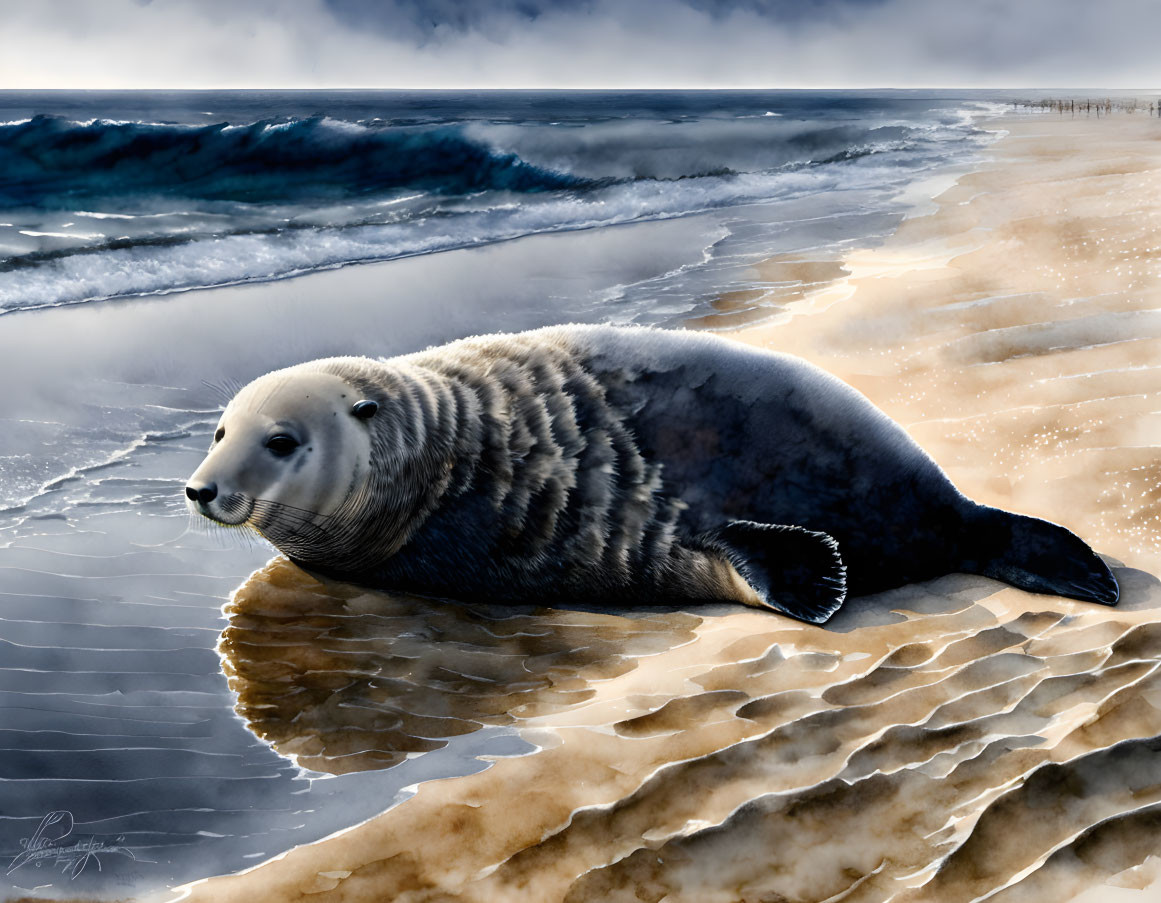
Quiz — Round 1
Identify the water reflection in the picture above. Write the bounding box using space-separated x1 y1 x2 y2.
220 557 702 774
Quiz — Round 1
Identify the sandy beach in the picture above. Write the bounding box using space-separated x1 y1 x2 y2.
157 114 1161 903
736 116 1161 579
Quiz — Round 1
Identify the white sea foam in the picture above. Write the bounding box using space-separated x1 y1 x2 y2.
18 229 102 239
0 154 952 313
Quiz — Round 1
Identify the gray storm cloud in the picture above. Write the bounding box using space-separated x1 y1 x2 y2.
0 0 1158 88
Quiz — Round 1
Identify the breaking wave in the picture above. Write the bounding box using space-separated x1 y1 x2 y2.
0 115 588 204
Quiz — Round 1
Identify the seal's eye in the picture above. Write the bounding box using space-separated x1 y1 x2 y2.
351 399 378 420
214 427 225 444
265 435 300 457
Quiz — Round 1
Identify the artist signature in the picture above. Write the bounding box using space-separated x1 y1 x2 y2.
7 810 138 880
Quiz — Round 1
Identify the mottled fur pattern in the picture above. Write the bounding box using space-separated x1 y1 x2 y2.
295 329 739 605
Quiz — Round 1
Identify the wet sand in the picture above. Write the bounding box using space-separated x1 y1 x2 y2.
175 116 1161 903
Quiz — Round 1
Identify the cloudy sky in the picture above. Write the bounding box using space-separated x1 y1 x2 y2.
1 0 1158 89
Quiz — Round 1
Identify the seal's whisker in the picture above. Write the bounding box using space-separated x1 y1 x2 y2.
250 498 340 551
252 497 339 521
201 379 238 407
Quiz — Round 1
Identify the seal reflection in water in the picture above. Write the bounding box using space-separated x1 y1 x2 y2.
220 556 700 774
188 324 1118 623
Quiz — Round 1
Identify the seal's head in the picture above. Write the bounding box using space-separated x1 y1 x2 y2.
185 366 378 538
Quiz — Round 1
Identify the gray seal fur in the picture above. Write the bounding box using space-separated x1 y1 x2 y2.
185 324 1119 622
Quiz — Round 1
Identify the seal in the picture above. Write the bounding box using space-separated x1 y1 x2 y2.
185 324 1119 623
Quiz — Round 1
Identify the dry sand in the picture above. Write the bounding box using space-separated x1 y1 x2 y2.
173 116 1161 903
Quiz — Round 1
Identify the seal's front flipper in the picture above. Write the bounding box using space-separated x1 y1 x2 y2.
700 521 847 624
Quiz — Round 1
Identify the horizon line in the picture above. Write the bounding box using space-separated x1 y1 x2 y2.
3 84 1160 92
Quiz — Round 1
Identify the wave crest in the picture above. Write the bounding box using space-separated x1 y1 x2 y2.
0 115 589 205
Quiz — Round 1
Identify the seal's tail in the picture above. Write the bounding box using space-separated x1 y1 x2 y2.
961 505 1119 606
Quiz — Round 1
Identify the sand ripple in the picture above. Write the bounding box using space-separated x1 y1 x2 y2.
198 557 1161 902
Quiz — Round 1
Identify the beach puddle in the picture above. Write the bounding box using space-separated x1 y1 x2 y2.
686 255 850 330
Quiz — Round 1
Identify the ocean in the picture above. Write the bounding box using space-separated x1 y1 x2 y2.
0 90 998 314
0 90 1006 899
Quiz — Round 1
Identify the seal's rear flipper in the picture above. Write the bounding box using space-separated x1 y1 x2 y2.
966 507 1119 606
700 521 847 624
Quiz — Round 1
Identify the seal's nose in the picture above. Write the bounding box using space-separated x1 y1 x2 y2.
186 483 218 504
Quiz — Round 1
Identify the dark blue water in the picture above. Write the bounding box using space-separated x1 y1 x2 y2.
0 90 1008 900
0 90 1000 313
